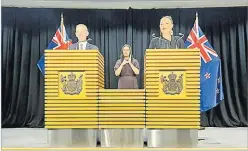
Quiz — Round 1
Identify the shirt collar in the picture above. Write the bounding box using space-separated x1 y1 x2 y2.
161 36 174 42
79 41 87 44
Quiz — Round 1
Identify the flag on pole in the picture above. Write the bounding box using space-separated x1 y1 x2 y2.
185 13 224 112
37 13 72 75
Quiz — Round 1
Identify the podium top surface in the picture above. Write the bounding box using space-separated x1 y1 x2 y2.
145 49 199 52
44 50 100 53
44 50 104 59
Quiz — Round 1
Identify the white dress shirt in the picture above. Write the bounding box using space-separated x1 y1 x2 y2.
78 41 87 50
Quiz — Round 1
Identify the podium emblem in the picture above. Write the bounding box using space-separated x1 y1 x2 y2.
60 72 83 95
160 72 183 95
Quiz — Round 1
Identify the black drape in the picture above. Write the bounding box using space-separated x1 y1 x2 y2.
1 7 247 128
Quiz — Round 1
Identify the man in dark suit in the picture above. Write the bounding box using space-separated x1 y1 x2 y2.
69 24 99 50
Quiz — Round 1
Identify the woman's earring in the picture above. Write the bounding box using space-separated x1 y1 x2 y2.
170 30 173 35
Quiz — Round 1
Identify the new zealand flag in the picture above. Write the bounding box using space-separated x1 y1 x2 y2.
185 17 224 112
37 23 72 75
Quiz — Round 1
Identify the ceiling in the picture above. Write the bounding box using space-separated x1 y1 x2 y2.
2 0 248 9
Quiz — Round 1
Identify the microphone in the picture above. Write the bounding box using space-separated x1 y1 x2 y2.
151 33 162 48
152 32 184 49
152 33 157 38
176 33 184 49
152 33 162 39
178 33 184 39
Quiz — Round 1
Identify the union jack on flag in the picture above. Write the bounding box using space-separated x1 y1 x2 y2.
185 15 224 112
37 23 72 75
185 21 218 63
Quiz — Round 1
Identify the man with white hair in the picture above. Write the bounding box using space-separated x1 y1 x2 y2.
69 24 99 50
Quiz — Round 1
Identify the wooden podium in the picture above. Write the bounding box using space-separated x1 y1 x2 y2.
99 89 145 147
44 49 200 148
44 50 104 147
144 49 201 147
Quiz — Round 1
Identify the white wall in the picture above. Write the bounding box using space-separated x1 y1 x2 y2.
2 0 248 9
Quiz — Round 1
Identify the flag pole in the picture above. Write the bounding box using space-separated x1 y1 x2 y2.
60 12 64 38
195 12 199 28
195 12 201 63
61 12 64 26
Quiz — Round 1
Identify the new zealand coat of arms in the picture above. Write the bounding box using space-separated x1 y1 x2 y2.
160 72 183 95
60 72 83 95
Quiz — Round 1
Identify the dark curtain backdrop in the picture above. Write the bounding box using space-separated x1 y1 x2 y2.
1 7 247 128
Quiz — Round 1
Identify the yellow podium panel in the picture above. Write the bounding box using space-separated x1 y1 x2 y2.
144 49 200 129
44 50 104 129
98 89 146 128
44 49 200 130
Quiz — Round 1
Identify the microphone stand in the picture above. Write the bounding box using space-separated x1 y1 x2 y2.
176 33 184 49
152 33 163 49
152 33 184 49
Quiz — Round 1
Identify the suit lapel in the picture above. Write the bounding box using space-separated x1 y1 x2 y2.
86 43 90 50
75 42 79 50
